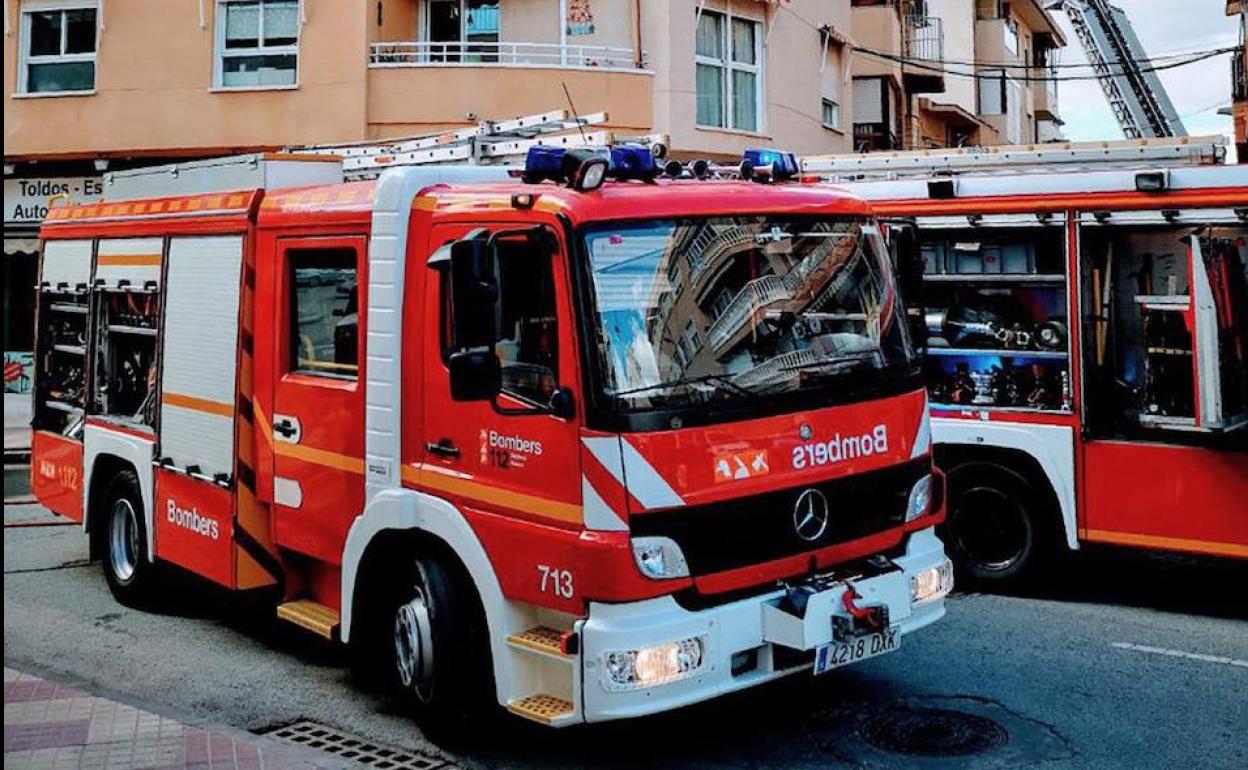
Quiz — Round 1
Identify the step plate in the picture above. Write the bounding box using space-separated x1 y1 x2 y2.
276 599 339 640
506 626 569 657
507 694 574 725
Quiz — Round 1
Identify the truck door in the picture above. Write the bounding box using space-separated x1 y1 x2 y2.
1078 212 1248 555
418 222 583 535
270 236 367 563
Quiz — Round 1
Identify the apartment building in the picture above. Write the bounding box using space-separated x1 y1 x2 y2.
2 0 859 391
848 0 1065 150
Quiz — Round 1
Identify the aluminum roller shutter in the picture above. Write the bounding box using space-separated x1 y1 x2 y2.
95 237 163 289
40 239 94 291
159 235 243 481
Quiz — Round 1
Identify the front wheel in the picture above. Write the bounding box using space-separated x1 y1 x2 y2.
941 464 1050 587
378 552 495 734
100 469 158 606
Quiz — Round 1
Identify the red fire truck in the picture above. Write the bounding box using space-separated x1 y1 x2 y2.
30 147 951 727
811 139 1248 584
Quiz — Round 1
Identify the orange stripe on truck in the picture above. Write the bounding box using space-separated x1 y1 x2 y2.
1082 529 1248 559
163 392 234 417
403 464 583 525
97 253 163 267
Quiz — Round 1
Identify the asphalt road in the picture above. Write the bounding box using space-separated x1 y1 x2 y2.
4 502 1247 770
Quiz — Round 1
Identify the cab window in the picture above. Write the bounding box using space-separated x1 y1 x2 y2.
288 248 359 379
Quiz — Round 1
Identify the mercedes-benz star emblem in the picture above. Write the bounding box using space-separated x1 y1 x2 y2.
793 488 830 542
799 423 813 441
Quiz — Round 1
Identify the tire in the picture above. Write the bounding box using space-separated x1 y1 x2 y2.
373 551 495 734
941 463 1050 587
100 469 158 606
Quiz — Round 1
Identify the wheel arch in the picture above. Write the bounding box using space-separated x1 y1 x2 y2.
931 418 1077 550
83 425 156 561
341 487 521 707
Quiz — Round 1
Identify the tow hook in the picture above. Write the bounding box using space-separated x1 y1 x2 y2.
833 584 890 642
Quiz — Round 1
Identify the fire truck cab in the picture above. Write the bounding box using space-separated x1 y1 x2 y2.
31 148 951 727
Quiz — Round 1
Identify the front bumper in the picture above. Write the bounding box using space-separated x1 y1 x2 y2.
578 526 949 723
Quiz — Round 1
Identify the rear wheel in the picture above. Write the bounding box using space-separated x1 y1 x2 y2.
942 464 1049 586
100 469 157 606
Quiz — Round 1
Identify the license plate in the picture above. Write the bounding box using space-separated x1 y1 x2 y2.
813 626 900 676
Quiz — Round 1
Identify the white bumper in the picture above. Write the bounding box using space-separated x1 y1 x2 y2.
578 527 949 723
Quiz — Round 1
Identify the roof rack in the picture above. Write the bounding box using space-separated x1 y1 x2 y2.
293 108 668 179
801 135 1227 182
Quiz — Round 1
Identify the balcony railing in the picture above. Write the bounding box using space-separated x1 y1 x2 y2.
369 41 643 71
904 15 944 63
1233 50 1247 102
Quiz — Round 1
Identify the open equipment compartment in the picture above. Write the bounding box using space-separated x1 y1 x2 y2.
1081 213 1248 436
916 215 1071 412
33 239 94 438
89 238 164 430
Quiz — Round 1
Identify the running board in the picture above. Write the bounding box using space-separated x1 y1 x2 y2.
507 694 575 726
506 627 573 660
276 600 339 640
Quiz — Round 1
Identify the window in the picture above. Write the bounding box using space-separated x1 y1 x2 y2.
976 0 1003 20
695 10 763 132
216 0 299 88
438 233 561 404
289 249 359 379
19 4 97 94
822 98 842 130
678 319 702 364
712 288 736 319
978 69 1006 115
495 235 561 403
1003 19 1019 55
425 0 500 62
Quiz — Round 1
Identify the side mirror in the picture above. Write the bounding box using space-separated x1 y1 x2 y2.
448 349 501 402
448 238 500 351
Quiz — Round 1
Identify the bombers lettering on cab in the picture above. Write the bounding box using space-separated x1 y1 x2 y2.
488 429 543 456
166 500 220 540
792 425 889 470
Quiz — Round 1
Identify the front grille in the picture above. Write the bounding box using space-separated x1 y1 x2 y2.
631 458 927 576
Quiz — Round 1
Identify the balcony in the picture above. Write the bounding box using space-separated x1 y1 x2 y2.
365 40 653 141
369 41 643 71
903 15 945 93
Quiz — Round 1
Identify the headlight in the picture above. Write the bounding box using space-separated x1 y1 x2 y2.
602 636 706 691
905 473 934 522
631 536 690 579
911 559 954 604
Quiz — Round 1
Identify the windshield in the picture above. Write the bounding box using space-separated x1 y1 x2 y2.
584 216 916 411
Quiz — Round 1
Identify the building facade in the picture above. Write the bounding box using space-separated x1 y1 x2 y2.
3 0 1065 384
848 0 1066 151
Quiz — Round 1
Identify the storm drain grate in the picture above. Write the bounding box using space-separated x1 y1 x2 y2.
258 720 458 770
857 707 1009 757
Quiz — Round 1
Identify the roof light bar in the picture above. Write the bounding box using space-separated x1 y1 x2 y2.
523 143 660 189
742 148 799 183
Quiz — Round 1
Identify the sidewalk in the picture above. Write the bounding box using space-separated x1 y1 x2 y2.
3 668 340 770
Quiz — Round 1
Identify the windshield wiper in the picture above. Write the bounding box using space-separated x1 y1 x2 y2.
611 373 759 400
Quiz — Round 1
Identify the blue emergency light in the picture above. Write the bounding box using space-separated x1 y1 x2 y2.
523 143 661 190
742 148 800 182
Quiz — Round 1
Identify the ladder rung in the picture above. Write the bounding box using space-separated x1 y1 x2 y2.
276 599 340 640
507 694 574 725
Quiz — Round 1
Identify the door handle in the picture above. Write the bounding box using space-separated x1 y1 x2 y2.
426 439 460 458
272 414 302 444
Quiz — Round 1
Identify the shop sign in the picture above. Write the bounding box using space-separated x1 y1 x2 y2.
4 177 104 225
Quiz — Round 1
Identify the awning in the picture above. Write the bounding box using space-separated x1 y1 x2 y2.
4 237 40 256
919 99 994 130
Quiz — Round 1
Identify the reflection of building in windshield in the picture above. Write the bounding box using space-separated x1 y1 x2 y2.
645 219 877 391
